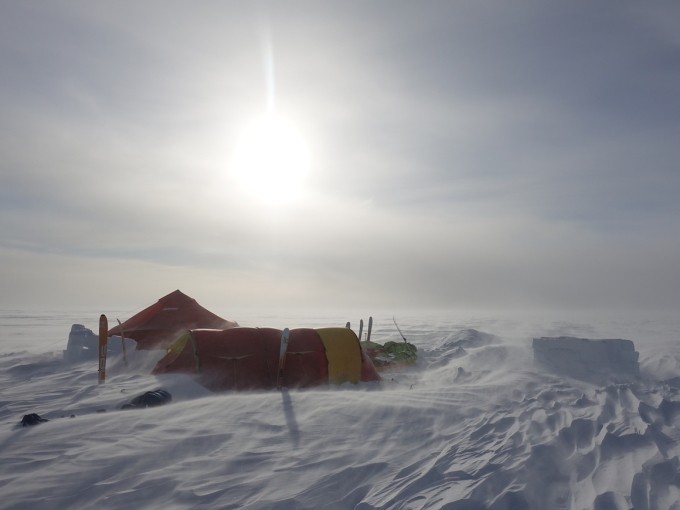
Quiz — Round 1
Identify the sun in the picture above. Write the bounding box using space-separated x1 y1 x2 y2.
231 113 310 204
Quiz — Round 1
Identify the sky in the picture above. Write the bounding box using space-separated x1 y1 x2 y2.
1 1 680 314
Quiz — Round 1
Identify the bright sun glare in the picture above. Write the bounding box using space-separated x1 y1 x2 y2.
232 113 310 204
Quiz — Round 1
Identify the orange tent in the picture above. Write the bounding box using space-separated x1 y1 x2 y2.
108 290 238 350
152 327 381 391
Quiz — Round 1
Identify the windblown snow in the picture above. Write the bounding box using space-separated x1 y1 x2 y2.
1 310 680 509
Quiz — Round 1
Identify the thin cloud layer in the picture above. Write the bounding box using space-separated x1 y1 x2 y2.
1 2 679 311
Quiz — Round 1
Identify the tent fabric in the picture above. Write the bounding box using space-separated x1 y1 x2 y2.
108 290 238 350
152 327 380 391
316 328 362 384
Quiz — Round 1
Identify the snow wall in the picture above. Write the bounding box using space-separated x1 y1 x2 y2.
533 336 640 383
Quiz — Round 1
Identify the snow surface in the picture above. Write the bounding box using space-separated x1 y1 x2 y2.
2 310 680 509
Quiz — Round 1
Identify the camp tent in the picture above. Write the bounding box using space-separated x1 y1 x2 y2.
152 327 381 391
108 290 238 350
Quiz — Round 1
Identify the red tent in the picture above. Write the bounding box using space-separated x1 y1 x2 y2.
108 290 238 349
152 327 381 391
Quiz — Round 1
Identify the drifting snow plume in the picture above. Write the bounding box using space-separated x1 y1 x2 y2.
436 329 499 350
426 329 499 366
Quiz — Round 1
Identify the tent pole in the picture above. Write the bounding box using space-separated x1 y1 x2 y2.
98 314 108 384
117 319 129 367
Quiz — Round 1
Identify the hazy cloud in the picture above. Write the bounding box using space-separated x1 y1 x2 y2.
2 1 679 312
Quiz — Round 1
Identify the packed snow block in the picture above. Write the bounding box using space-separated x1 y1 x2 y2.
533 336 640 383
63 324 99 362
63 324 136 363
